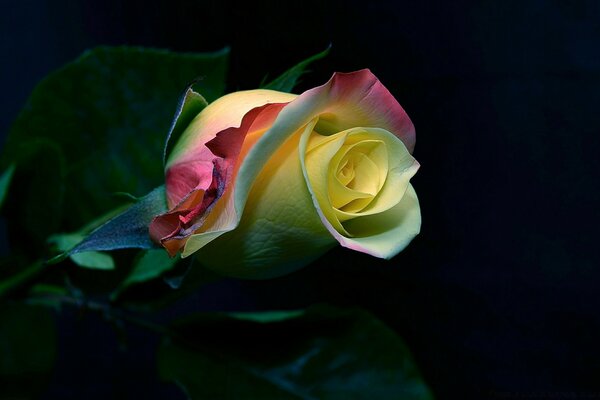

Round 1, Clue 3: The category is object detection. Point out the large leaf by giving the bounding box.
[1,46,229,247]
[1,139,66,247]
[262,46,331,92]
[0,302,57,398]
[158,305,434,400]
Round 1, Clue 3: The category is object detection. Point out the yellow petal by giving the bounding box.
[341,184,421,258]
[303,123,351,236]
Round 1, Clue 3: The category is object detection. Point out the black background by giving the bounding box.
[1,0,599,399]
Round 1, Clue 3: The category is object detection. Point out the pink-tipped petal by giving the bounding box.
[290,69,415,152]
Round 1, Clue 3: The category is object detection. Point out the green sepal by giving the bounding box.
[48,186,168,264]
[163,85,208,167]
[262,45,331,92]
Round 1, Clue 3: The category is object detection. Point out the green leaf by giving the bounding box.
[1,46,229,252]
[0,164,15,210]
[70,252,114,270]
[262,45,331,92]
[0,302,57,398]
[158,305,434,400]
[115,249,179,294]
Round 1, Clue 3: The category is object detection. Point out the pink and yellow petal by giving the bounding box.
[293,69,415,152]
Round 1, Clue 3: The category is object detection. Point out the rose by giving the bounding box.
[149,69,420,278]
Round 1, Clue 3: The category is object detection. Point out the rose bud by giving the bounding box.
[150,70,420,278]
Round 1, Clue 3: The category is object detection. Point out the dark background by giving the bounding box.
[1,0,599,399]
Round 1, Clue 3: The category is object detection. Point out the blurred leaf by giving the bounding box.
[26,284,68,310]
[28,283,67,297]
[0,302,56,398]
[48,233,115,270]
[1,46,229,254]
[70,252,114,271]
[158,305,434,400]
[114,249,178,295]
[229,309,306,323]
[0,164,15,210]
[262,46,331,92]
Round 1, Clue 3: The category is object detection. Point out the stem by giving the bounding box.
[0,260,45,297]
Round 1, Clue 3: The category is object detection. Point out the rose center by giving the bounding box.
[329,139,388,214]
